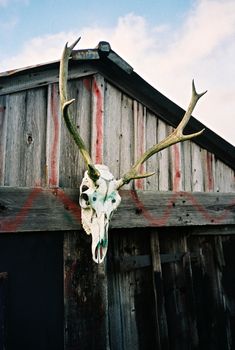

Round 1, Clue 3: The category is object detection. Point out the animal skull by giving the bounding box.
[60,38,206,264]
[79,164,121,263]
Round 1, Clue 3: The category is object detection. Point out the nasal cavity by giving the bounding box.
[81,193,89,202]
[82,185,89,192]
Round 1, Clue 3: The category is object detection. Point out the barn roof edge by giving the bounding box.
[0,41,234,170]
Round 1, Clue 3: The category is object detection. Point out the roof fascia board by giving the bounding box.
[0,63,97,95]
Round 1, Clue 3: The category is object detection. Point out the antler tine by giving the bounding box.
[59,37,100,182]
[116,80,207,189]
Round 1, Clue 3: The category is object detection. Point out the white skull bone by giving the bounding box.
[79,164,121,263]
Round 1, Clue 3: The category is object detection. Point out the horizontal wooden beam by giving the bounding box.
[0,187,234,233]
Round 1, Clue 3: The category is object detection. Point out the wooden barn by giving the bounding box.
[0,41,234,350]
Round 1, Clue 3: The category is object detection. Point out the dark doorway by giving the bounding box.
[0,232,63,350]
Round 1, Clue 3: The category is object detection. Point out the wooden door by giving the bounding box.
[0,232,63,350]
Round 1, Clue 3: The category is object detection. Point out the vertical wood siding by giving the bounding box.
[0,74,234,191]
[1,72,234,350]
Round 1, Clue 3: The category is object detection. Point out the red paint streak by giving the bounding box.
[1,187,233,233]
[0,106,5,113]
[49,84,60,187]
[136,109,145,190]
[83,78,92,92]
[93,79,103,164]
[0,188,42,232]
[128,190,234,226]
[173,144,181,191]
[206,153,214,191]
[182,192,232,223]
[52,188,81,222]
[130,190,173,226]
[0,187,81,233]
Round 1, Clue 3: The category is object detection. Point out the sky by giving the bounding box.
[0,0,234,146]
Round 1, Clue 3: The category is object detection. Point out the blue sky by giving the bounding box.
[0,0,193,56]
[0,0,234,146]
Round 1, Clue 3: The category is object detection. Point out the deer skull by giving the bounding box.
[79,164,121,263]
[59,38,206,263]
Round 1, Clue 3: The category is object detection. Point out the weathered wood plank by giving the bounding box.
[4,91,26,186]
[191,143,204,192]
[187,235,231,349]
[204,151,215,192]
[119,94,134,190]
[170,142,183,192]
[4,89,47,187]
[59,78,91,187]
[0,187,234,233]
[46,83,61,188]
[91,74,105,164]
[145,112,158,190]
[103,81,122,177]
[64,231,109,350]
[159,231,193,349]
[107,229,158,350]
[133,102,146,190]
[158,120,170,190]
[215,158,235,193]
[0,65,97,95]
[181,140,192,191]
[0,96,7,186]
[150,230,169,349]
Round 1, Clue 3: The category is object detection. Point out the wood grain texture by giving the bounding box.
[158,120,170,191]
[107,229,158,350]
[64,231,109,350]
[59,78,92,187]
[0,96,7,185]
[133,101,146,190]
[3,88,47,187]
[1,76,234,195]
[181,140,192,191]
[103,81,122,177]
[0,65,97,96]
[119,94,134,190]
[145,112,158,190]
[0,187,234,233]
[91,74,105,164]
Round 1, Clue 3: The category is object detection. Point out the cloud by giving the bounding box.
[0,0,8,6]
[0,0,234,145]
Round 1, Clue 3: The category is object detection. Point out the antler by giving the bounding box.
[116,80,207,189]
[59,37,100,182]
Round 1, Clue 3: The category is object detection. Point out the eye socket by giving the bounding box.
[81,193,89,202]
[112,198,116,203]
[82,185,89,192]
